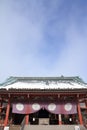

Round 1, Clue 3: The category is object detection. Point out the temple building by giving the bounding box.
[0,76,87,130]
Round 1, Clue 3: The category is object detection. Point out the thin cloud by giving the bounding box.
[0,0,87,82]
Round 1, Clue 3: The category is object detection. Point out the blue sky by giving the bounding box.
[0,0,87,82]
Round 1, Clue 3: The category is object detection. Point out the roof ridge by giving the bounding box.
[0,76,86,87]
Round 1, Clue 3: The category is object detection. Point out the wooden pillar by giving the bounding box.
[25,114,29,125]
[85,100,87,112]
[77,102,83,125]
[72,114,75,123]
[0,103,1,113]
[59,114,62,125]
[0,98,2,113]
[4,99,10,127]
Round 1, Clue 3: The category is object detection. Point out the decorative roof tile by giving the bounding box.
[0,76,87,90]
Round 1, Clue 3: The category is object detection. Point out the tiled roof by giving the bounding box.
[0,76,87,90]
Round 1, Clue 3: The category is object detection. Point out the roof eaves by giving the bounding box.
[0,76,18,86]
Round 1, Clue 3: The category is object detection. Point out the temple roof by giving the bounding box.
[0,76,87,90]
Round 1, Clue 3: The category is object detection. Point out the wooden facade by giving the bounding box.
[0,76,87,129]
